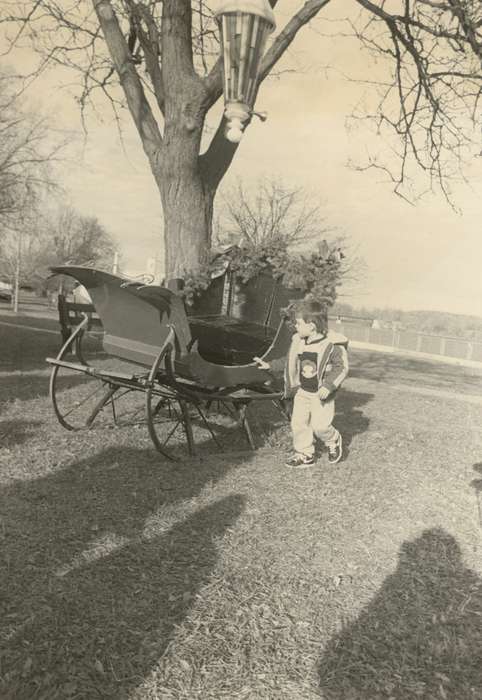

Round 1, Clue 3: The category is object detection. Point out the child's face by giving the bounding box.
[295,317,316,338]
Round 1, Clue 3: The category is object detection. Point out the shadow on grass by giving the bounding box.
[350,349,482,395]
[0,372,98,406]
[256,387,373,454]
[0,323,61,372]
[0,419,42,448]
[0,374,51,405]
[334,388,372,455]
[318,528,482,699]
[0,317,103,373]
[471,463,482,527]
[0,446,249,698]
[0,368,289,457]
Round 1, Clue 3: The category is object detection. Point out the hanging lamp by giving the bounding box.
[215,0,276,142]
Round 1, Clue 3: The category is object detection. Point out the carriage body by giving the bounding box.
[47,266,297,458]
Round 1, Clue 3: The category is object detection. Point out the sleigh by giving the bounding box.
[46,266,300,459]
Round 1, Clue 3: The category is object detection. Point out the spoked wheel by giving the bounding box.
[146,386,224,461]
[146,339,222,460]
[50,365,120,431]
[146,387,189,461]
[49,322,145,431]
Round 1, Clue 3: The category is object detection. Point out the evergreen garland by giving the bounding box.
[180,239,344,308]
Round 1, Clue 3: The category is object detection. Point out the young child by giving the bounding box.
[256,300,348,468]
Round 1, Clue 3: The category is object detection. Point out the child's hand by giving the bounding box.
[253,356,271,370]
[318,386,331,400]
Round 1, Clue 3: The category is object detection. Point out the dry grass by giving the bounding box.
[1,314,482,699]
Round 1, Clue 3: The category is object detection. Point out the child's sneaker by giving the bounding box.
[327,434,343,464]
[285,454,315,468]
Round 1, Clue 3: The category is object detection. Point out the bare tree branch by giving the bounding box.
[333,0,482,203]
[216,176,334,249]
[259,0,333,82]
[0,73,64,230]
[127,1,165,114]
[92,0,163,161]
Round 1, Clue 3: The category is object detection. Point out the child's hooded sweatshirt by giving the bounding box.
[284,330,349,398]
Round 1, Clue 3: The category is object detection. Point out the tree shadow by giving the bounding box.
[350,349,482,395]
[318,528,482,699]
[0,419,42,448]
[0,446,249,698]
[0,374,51,406]
[0,321,61,373]
[0,317,103,373]
[0,372,96,407]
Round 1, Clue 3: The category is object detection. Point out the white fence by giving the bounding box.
[329,322,482,364]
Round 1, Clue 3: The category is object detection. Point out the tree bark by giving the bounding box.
[156,139,215,276]
[147,112,218,276]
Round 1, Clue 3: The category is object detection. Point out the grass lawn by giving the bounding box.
[1,315,482,699]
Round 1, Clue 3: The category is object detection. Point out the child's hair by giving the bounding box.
[292,299,328,333]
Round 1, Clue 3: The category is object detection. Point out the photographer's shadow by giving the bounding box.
[318,528,482,699]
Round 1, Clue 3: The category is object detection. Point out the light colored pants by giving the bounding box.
[291,388,339,457]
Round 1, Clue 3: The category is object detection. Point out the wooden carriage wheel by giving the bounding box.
[49,319,144,432]
[145,336,223,460]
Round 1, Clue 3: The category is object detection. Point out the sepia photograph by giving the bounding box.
[0,1,481,698]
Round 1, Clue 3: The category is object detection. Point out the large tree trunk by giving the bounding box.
[152,63,221,278]
[156,152,215,277]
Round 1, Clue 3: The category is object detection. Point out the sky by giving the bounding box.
[4,1,482,317]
